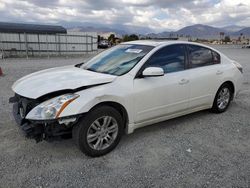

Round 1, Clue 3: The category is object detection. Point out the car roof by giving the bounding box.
[122,40,210,48]
[122,40,221,54]
[122,40,167,47]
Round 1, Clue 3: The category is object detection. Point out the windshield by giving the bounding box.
[82,44,154,76]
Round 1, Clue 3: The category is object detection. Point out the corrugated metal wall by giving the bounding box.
[0,31,98,57]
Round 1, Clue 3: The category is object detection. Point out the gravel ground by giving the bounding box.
[0,46,249,188]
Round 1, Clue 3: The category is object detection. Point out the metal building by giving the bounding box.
[0,22,98,58]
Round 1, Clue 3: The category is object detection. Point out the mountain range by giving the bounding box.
[65,22,250,39]
[147,24,250,39]
[62,21,154,37]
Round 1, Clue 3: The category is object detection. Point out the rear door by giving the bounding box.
[186,44,223,109]
[133,44,190,123]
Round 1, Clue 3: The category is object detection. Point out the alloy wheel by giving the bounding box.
[87,116,118,150]
[217,87,230,110]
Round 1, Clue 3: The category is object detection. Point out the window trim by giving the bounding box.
[187,44,221,69]
[135,44,189,78]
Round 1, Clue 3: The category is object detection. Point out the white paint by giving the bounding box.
[12,41,243,134]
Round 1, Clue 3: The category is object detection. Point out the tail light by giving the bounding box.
[232,61,243,73]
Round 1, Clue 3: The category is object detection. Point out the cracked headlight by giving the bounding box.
[26,93,79,120]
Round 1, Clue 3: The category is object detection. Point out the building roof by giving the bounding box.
[0,22,67,34]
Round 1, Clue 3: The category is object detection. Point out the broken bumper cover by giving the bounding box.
[13,102,45,141]
[12,102,74,142]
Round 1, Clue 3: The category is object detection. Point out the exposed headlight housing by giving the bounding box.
[26,94,79,120]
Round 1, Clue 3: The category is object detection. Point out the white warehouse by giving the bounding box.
[0,22,98,58]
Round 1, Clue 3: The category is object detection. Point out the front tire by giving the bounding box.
[211,83,233,113]
[73,106,123,157]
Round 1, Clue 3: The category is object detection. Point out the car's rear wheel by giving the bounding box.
[73,106,123,157]
[211,83,233,113]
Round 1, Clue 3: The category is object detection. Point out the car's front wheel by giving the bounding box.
[73,106,123,157]
[211,83,233,113]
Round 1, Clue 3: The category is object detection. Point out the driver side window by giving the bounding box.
[146,44,186,73]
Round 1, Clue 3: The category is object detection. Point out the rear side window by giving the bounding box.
[212,51,221,64]
[188,45,213,68]
[188,45,221,68]
[146,44,185,73]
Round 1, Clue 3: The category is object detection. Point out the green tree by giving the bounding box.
[224,36,231,43]
[129,34,139,40]
[108,34,115,44]
[122,35,129,42]
[122,34,139,42]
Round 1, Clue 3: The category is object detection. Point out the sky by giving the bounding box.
[0,0,250,32]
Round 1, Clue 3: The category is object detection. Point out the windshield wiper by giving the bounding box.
[86,68,96,72]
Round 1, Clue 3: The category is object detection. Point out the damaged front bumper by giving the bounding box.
[10,94,80,142]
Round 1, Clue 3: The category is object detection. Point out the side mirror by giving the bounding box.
[75,62,85,68]
[142,67,164,77]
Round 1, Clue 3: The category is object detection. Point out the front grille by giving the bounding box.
[19,97,35,117]
[11,94,40,124]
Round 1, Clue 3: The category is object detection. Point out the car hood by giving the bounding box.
[12,65,117,99]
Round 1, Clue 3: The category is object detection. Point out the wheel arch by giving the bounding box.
[219,80,235,99]
[90,101,129,132]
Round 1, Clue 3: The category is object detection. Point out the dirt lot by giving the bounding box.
[0,46,249,188]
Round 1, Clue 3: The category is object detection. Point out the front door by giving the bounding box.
[133,44,190,123]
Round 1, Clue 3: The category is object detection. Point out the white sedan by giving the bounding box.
[10,41,243,157]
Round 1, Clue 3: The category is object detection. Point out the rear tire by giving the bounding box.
[211,83,233,113]
[73,106,123,157]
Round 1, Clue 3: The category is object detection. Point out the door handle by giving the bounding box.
[216,70,223,75]
[179,78,189,85]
